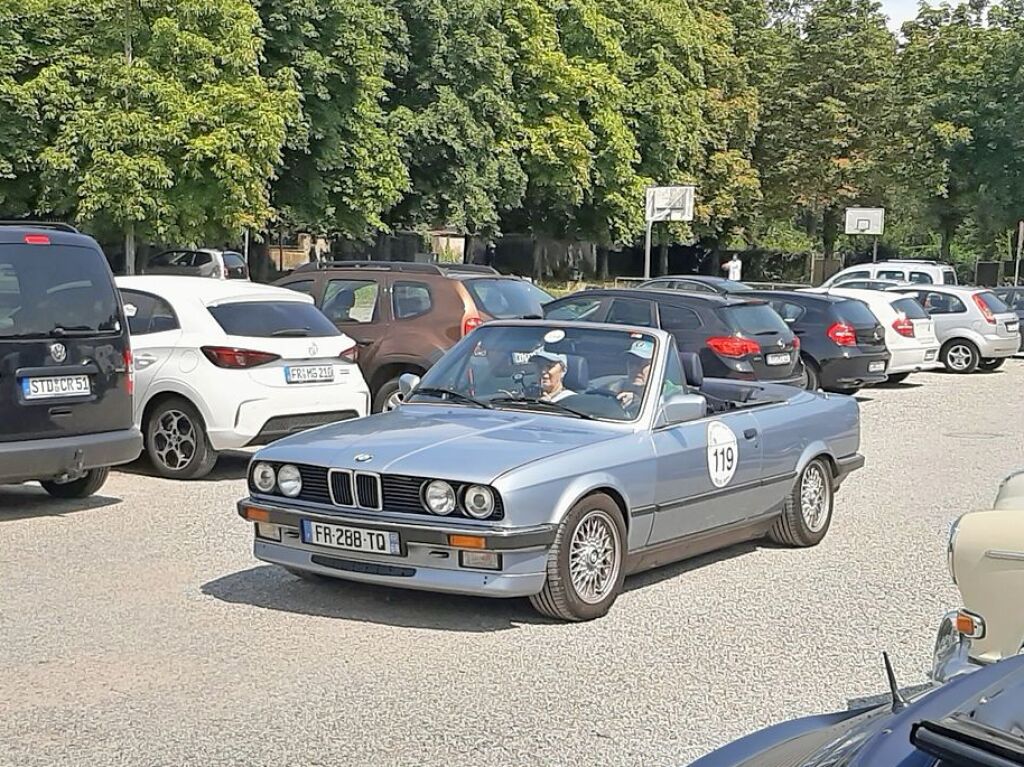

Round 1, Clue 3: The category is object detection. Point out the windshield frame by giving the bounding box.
[405,321,666,426]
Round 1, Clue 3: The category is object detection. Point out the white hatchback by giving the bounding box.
[817,287,941,382]
[116,276,370,479]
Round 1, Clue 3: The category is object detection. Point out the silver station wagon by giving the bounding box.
[239,321,865,621]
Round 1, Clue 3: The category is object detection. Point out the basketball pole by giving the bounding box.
[1015,220,1022,285]
[872,235,878,263]
[644,219,654,280]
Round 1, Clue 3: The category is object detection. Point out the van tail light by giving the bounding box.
[827,321,857,346]
[462,315,484,336]
[972,294,996,324]
[201,346,280,368]
[706,335,761,358]
[24,234,50,245]
[892,315,915,338]
[123,348,135,396]
[339,342,358,364]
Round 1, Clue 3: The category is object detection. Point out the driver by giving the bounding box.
[532,349,575,402]
[615,340,654,408]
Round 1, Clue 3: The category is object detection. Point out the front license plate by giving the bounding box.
[766,352,791,366]
[21,375,91,400]
[869,361,886,373]
[301,519,400,555]
[925,349,937,361]
[285,365,335,384]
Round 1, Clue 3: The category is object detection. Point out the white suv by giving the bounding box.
[117,276,370,479]
[822,260,957,289]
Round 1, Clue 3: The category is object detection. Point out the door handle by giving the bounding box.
[743,428,758,440]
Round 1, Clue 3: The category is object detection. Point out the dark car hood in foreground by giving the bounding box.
[254,404,623,484]
[689,654,1024,767]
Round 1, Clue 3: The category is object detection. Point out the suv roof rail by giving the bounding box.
[0,220,80,233]
[292,260,500,276]
[880,258,941,265]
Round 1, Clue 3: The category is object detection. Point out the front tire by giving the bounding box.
[373,376,405,413]
[41,467,110,498]
[941,339,979,374]
[145,397,218,479]
[769,457,834,547]
[979,358,1006,371]
[530,494,626,622]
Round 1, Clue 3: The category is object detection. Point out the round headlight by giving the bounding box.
[464,485,495,519]
[424,480,456,515]
[252,462,276,493]
[277,464,302,497]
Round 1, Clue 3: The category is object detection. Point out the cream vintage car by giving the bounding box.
[931,469,1024,683]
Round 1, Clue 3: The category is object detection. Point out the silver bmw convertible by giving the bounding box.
[238,320,864,621]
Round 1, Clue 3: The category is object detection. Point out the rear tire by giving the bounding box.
[941,339,979,374]
[41,467,110,499]
[529,493,626,622]
[373,377,405,413]
[800,357,821,390]
[769,458,834,547]
[979,358,1006,371]
[145,397,218,479]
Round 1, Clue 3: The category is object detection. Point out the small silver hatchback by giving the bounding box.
[887,285,1020,373]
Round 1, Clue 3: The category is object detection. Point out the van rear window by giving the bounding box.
[0,244,119,338]
[208,301,339,338]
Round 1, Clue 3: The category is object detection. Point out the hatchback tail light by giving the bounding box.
[123,348,135,396]
[792,336,800,350]
[827,321,857,347]
[972,294,996,324]
[462,315,484,336]
[892,315,915,338]
[706,335,761,358]
[201,346,280,368]
[339,342,358,364]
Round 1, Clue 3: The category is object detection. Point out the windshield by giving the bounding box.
[410,325,659,421]
[0,244,120,337]
[464,278,553,318]
[718,303,789,335]
[207,301,340,337]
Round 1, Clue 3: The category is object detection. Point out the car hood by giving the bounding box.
[691,655,1024,767]
[254,404,624,484]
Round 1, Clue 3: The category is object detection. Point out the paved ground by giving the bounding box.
[2,359,1023,767]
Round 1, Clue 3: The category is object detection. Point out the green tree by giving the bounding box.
[258,0,406,240]
[762,0,896,258]
[23,0,297,270]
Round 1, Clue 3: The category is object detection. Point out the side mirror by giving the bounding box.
[660,393,707,426]
[398,373,421,398]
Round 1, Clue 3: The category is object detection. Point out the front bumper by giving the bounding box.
[819,351,890,390]
[0,427,143,484]
[238,498,554,598]
[931,611,982,684]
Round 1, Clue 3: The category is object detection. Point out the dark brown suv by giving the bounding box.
[276,261,553,411]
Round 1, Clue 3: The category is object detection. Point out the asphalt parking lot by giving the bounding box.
[2,360,1023,767]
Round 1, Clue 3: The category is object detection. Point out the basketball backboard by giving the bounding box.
[646,186,695,223]
[845,207,885,236]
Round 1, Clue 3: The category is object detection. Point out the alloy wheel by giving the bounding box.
[152,409,197,471]
[800,463,831,533]
[383,390,404,411]
[568,510,621,604]
[946,344,973,371]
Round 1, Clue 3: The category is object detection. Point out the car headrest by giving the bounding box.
[679,351,703,388]
[564,355,589,391]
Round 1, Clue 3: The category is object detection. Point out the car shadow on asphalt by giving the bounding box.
[116,450,251,482]
[201,565,548,632]
[871,381,924,390]
[0,486,120,522]
[623,541,761,593]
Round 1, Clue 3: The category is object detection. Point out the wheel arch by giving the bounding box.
[794,442,839,485]
[369,360,430,393]
[140,388,210,440]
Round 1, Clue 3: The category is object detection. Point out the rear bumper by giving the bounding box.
[0,427,142,484]
[834,453,865,487]
[819,351,890,390]
[240,498,554,598]
[976,335,1021,358]
[887,345,942,374]
[207,391,369,450]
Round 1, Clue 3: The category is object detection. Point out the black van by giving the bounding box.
[0,223,142,497]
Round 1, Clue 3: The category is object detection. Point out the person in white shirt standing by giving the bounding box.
[722,254,743,281]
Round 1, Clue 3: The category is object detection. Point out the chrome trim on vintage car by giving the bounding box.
[986,549,1024,562]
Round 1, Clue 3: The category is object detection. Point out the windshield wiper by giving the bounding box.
[490,395,596,420]
[271,327,311,337]
[410,387,492,409]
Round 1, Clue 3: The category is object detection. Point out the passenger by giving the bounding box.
[616,340,654,408]
[531,349,575,402]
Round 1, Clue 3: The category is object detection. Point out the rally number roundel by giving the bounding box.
[707,421,739,488]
